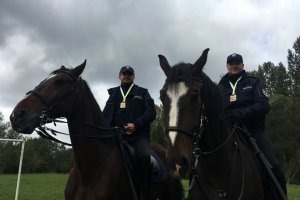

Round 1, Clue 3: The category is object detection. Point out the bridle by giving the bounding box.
[26,70,122,145]
[26,70,79,119]
[163,77,245,199]
[22,70,80,145]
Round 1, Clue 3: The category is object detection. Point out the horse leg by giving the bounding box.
[65,165,79,200]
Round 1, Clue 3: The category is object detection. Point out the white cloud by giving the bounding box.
[1,0,300,122]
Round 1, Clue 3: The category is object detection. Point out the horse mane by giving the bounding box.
[77,79,109,127]
[199,72,228,131]
[165,63,194,88]
[51,66,68,74]
[50,67,108,127]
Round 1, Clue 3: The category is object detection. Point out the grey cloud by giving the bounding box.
[1,0,300,121]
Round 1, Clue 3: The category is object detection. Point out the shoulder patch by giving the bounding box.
[242,85,253,90]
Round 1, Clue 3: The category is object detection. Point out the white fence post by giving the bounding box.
[0,138,26,200]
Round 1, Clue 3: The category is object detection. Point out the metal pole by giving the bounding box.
[15,138,26,200]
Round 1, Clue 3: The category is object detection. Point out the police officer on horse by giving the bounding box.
[218,53,287,197]
[103,66,156,200]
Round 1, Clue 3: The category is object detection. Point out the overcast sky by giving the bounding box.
[1,0,299,125]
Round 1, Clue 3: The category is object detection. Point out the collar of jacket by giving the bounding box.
[219,70,247,84]
[108,84,138,96]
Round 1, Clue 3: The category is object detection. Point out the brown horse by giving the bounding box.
[10,61,183,200]
[158,49,273,199]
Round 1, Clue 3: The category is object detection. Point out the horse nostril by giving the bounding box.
[180,157,189,168]
[176,157,189,170]
[14,109,27,120]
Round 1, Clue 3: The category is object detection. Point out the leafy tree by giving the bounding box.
[0,113,24,173]
[22,138,73,173]
[287,36,300,97]
[266,95,300,183]
[151,104,166,147]
[0,112,9,138]
[249,62,289,96]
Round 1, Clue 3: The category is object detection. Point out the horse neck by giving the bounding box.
[67,84,122,183]
[199,82,235,172]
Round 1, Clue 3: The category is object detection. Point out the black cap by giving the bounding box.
[119,66,134,74]
[227,53,243,64]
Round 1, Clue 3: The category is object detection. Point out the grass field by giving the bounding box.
[0,173,67,200]
[0,173,299,200]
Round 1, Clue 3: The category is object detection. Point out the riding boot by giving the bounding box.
[141,159,152,200]
[130,139,152,200]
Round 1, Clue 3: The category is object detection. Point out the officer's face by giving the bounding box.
[226,62,244,75]
[119,71,135,84]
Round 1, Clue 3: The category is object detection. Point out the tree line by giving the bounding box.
[0,116,73,173]
[247,36,300,183]
[1,36,299,184]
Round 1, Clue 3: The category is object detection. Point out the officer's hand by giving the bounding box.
[123,123,136,134]
[226,110,246,123]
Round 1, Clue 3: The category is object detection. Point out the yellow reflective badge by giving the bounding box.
[230,95,237,102]
[120,102,126,108]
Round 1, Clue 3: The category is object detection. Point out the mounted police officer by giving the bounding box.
[103,66,156,200]
[218,53,287,197]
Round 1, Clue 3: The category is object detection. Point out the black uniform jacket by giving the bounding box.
[218,70,270,130]
[103,84,156,141]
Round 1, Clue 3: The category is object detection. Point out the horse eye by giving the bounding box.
[190,90,200,100]
[192,89,200,94]
[54,79,66,85]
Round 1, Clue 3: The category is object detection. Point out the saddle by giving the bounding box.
[119,140,168,183]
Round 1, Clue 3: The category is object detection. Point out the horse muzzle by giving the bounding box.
[175,156,191,178]
[10,109,40,134]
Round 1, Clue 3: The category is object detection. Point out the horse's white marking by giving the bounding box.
[167,82,189,146]
[46,74,58,80]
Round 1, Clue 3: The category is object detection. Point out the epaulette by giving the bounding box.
[247,75,259,80]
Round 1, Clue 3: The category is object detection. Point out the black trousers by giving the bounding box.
[129,139,152,200]
[250,129,287,195]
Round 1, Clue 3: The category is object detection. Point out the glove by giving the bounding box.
[226,110,246,124]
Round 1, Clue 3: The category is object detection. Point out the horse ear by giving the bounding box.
[193,48,209,73]
[72,59,86,77]
[158,55,171,76]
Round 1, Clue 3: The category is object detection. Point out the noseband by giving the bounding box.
[22,70,80,145]
[165,127,197,138]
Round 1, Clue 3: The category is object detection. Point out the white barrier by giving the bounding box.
[0,138,26,200]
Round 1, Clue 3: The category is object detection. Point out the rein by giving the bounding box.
[35,118,123,146]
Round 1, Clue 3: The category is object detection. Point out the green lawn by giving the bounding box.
[0,173,299,200]
[0,173,68,200]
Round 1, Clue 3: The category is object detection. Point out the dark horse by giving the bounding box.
[10,61,183,200]
[158,49,273,199]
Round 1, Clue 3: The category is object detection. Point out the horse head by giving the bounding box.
[158,49,209,177]
[10,60,86,134]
